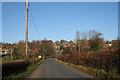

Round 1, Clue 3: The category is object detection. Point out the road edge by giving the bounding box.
[56,59,97,78]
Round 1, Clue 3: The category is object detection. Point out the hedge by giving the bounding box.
[2,58,42,78]
[57,48,119,73]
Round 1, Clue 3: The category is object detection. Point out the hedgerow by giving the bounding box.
[2,58,42,78]
[57,48,119,73]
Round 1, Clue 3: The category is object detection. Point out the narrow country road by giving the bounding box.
[25,58,94,78]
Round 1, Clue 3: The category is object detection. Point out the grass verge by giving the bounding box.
[2,59,24,62]
[56,59,120,79]
[2,58,37,62]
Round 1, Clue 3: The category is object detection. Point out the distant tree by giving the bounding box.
[60,45,64,50]
[55,41,60,45]
[41,39,55,57]
[69,40,74,45]
[80,39,88,52]
[111,40,118,48]
[60,39,67,44]
[62,46,71,55]
[29,40,36,50]
[105,41,111,44]
[48,40,53,43]
[98,38,104,50]
[118,37,120,74]
[75,31,80,52]
[80,31,88,52]
[12,47,18,59]
[76,39,80,52]
[68,40,75,49]
[88,30,104,51]
[13,40,25,59]
[81,32,88,40]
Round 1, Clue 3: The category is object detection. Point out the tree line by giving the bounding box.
[75,30,104,52]
[2,39,56,59]
[60,30,118,55]
[57,30,120,76]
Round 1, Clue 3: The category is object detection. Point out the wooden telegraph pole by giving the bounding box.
[26,0,28,60]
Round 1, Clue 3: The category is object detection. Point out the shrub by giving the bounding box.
[57,48,119,73]
[2,58,42,78]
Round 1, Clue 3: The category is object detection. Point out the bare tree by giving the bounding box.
[76,31,80,40]
[75,31,80,52]
[88,30,104,51]
[81,31,88,40]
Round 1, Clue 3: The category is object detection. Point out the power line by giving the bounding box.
[28,4,41,40]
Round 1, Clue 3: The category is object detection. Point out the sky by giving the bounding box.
[2,2,118,43]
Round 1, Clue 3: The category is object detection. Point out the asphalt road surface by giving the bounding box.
[26,58,94,78]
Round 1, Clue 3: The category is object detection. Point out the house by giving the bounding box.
[2,49,8,54]
[104,44,112,49]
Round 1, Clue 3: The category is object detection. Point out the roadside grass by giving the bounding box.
[3,58,49,80]
[2,59,24,62]
[2,58,39,62]
[56,59,120,79]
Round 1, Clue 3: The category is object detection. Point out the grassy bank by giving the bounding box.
[2,58,37,62]
[2,58,48,80]
[2,59,24,62]
[56,59,120,79]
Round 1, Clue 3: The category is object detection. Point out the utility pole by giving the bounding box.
[26,0,28,60]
